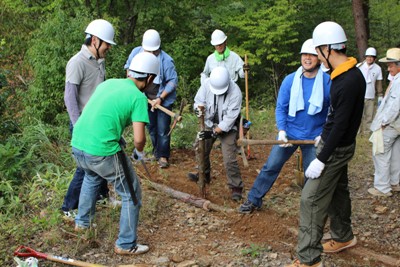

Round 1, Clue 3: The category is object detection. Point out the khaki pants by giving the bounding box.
[194,129,243,189]
[360,98,375,133]
[297,140,355,265]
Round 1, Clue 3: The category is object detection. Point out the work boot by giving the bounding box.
[231,187,243,201]
[285,259,323,267]
[187,172,210,183]
[322,236,357,253]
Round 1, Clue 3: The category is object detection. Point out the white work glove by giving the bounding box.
[314,136,321,147]
[305,159,325,179]
[377,96,383,107]
[278,130,292,147]
[131,148,145,161]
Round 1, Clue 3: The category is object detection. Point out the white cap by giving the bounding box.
[142,29,161,51]
[211,29,227,46]
[209,67,230,95]
[85,19,116,45]
[313,21,347,49]
[300,39,318,55]
[128,52,159,78]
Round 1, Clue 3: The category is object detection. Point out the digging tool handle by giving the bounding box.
[148,99,182,121]
[237,139,315,146]
[14,245,106,267]
[117,149,139,205]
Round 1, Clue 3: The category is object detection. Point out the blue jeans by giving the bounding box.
[72,147,142,249]
[62,121,108,212]
[147,104,172,159]
[247,143,316,207]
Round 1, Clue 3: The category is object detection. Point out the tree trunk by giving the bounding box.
[352,0,369,61]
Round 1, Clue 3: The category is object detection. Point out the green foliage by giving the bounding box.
[241,243,271,258]
[171,111,199,149]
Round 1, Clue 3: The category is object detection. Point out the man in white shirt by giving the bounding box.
[357,47,383,134]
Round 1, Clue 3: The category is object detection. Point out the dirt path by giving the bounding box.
[31,140,400,267]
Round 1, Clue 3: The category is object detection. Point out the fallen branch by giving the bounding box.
[145,180,235,213]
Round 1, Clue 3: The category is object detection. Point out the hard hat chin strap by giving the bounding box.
[93,37,103,59]
[318,46,333,73]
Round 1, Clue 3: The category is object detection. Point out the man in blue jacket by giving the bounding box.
[124,29,178,168]
[239,39,331,214]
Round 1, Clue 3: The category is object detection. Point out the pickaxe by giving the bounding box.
[14,245,151,267]
[147,99,184,135]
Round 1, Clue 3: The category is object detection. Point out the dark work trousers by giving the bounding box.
[61,121,109,212]
[194,129,243,189]
[297,140,355,265]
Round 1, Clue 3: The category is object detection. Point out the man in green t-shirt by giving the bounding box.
[71,52,159,255]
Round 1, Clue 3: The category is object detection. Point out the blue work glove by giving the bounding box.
[305,159,325,179]
[131,148,145,161]
[278,130,292,147]
[197,130,217,140]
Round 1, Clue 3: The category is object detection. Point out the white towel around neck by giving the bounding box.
[288,67,324,117]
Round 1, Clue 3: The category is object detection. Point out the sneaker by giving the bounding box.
[114,244,149,255]
[367,187,393,197]
[74,223,97,232]
[187,172,211,183]
[322,236,357,253]
[231,187,243,202]
[391,184,400,192]
[238,199,260,214]
[62,210,77,222]
[285,259,323,267]
[158,157,169,168]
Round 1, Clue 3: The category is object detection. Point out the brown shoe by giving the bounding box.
[158,157,169,168]
[285,259,322,267]
[322,236,357,253]
[114,244,149,255]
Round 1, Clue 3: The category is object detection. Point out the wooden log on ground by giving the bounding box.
[146,180,235,213]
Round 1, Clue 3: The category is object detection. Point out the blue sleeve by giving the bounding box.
[160,53,178,94]
[124,47,142,70]
[275,73,295,131]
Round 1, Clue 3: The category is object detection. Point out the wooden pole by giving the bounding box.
[197,106,206,198]
[244,54,251,158]
[237,139,315,146]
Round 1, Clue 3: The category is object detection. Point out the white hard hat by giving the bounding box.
[128,52,159,78]
[312,21,347,49]
[209,67,230,95]
[365,47,377,57]
[142,29,161,51]
[300,39,318,55]
[211,29,227,46]
[85,19,116,45]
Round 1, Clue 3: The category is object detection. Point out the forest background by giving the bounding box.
[1,0,400,265]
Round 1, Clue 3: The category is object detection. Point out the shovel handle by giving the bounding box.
[148,99,182,121]
[238,139,315,146]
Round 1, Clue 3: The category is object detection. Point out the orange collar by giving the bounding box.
[331,57,357,80]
